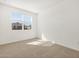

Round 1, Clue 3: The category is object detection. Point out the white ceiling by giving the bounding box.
[0,0,63,13]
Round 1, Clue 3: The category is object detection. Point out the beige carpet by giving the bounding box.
[0,38,79,58]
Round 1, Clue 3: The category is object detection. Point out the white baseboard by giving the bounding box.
[53,41,79,52]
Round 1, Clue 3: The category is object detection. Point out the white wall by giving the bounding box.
[38,0,79,51]
[0,3,38,45]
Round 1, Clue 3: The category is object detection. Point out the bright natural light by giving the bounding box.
[11,11,32,30]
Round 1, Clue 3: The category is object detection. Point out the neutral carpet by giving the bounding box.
[0,38,79,58]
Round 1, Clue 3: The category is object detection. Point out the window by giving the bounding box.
[11,12,32,30]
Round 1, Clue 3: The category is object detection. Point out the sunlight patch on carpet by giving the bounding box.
[26,40,55,46]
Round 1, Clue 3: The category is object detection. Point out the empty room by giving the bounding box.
[0,0,79,58]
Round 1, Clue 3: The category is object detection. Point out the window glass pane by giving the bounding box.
[24,15,32,30]
[11,12,23,30]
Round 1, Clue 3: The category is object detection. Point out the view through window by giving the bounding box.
[11,12,32,30]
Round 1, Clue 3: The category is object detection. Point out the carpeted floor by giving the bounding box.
[0,38,79,58]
